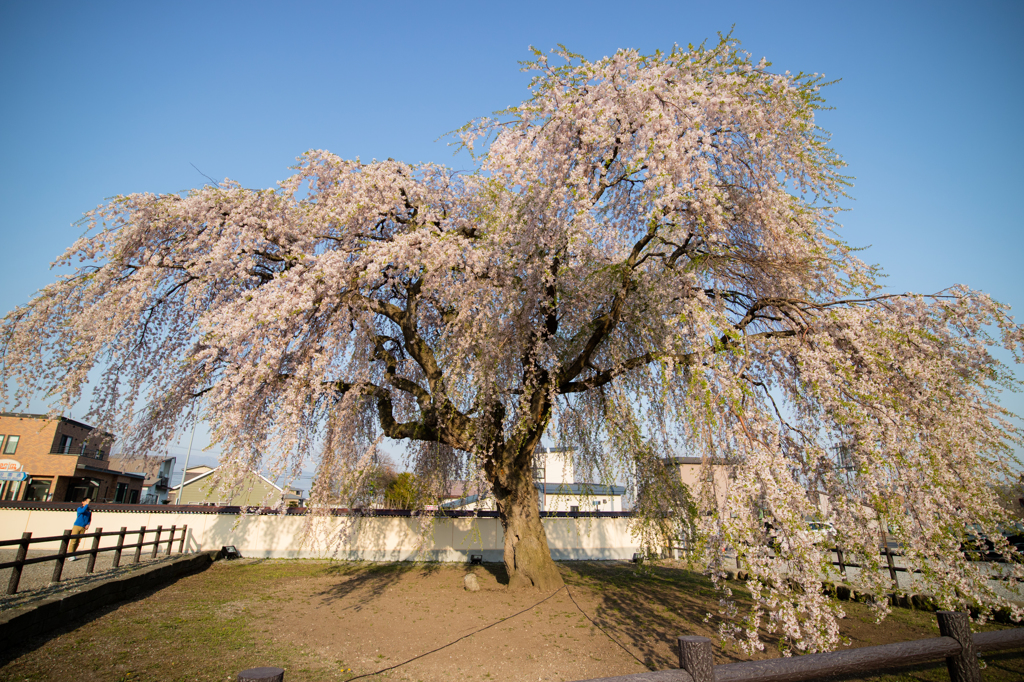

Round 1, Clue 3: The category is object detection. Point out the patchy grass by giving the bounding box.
[0,559,1020,682]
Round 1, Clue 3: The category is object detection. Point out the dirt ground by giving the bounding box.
[1,559,1022,682]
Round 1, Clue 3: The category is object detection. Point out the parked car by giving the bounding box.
[766,520,837,551]
[805,521,837,546]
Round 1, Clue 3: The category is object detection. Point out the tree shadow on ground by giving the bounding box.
[559,561,778,670]
[312,561,446,612]
[475,560,509,586]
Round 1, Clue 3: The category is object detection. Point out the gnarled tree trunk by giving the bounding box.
[488,421,564,591]
[493,460,563,591]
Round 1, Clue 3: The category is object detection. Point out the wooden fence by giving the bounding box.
[0,524,188,595]
[579,611,1022,682]
[726,545,913,586]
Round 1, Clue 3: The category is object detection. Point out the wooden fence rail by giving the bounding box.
[729,545,995,589]
[0,524,188,595]
[576,611,1022,682]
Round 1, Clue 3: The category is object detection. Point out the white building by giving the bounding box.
[443,447,625,512]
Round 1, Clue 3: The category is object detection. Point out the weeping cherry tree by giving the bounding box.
[3,38,1023,652]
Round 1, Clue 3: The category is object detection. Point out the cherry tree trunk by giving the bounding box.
[492,457,564,591]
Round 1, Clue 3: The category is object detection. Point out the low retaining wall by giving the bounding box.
[0,507,644,562]
[0,551,217,651]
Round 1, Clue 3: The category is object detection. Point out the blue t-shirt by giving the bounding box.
[74,504,91,528]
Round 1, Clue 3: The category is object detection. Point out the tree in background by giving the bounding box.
[2,37,1022,652]
[362,458,398,508]
[384,472,420,510]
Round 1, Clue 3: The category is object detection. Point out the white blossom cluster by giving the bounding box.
[2,39,1022,651]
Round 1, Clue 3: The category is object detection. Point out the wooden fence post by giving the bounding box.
[166,525,176,556]
[677,636,714,682]
[937,611,981,682]
[237,667,284,681]
[113,527,127,568]
[885,546,898,587]
[179,525,188,554]
[133,527,146,564]
[51,529,71,584]
[881,531,898,588]
[6,531,31,595]
[151,526,162,559]
[86,527,102,574]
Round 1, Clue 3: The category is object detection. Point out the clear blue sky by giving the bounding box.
[2,1,1022,484]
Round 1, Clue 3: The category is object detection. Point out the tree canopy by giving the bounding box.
[2,38,1022,652]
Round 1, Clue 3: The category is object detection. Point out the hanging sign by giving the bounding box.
[0,471,28,481]
[0,459,22,472]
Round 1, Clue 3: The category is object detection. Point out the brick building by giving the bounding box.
[0,413,144,503]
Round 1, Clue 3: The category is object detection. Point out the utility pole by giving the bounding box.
[175,420,198,505]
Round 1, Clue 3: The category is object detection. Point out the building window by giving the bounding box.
[3,435,19,455]
[570,505,579,513]
[26,480,51,501]
[1,481,22,501]
[129,489,139,504]
[115,482,129,503]
[58,435,73,454]
[65,479,99,503]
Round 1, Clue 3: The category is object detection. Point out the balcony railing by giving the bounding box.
[49,446,106,460]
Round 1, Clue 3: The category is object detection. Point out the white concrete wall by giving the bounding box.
[0,509,643,562]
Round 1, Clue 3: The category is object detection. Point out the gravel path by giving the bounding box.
[0,548,186,611]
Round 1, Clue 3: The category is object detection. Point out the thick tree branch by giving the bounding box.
[555,223,658,386]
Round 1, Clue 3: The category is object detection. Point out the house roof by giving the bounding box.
[108,455,175,486]
[172,465,283,493]
[0,412,114,437]
[538,482,626,496]
[444,480,488,499]
[441,494,484,509]
[662,457,730,466]
[77,463,146,479]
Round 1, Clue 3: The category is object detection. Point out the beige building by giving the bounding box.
[665,456,833,519]
[169,464,284,506]
[664,456,733,514]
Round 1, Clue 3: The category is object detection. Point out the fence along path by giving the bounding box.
[0,524,187,594]
[575,611,1021,682]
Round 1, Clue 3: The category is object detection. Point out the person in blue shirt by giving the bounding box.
[68,498,92,561]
